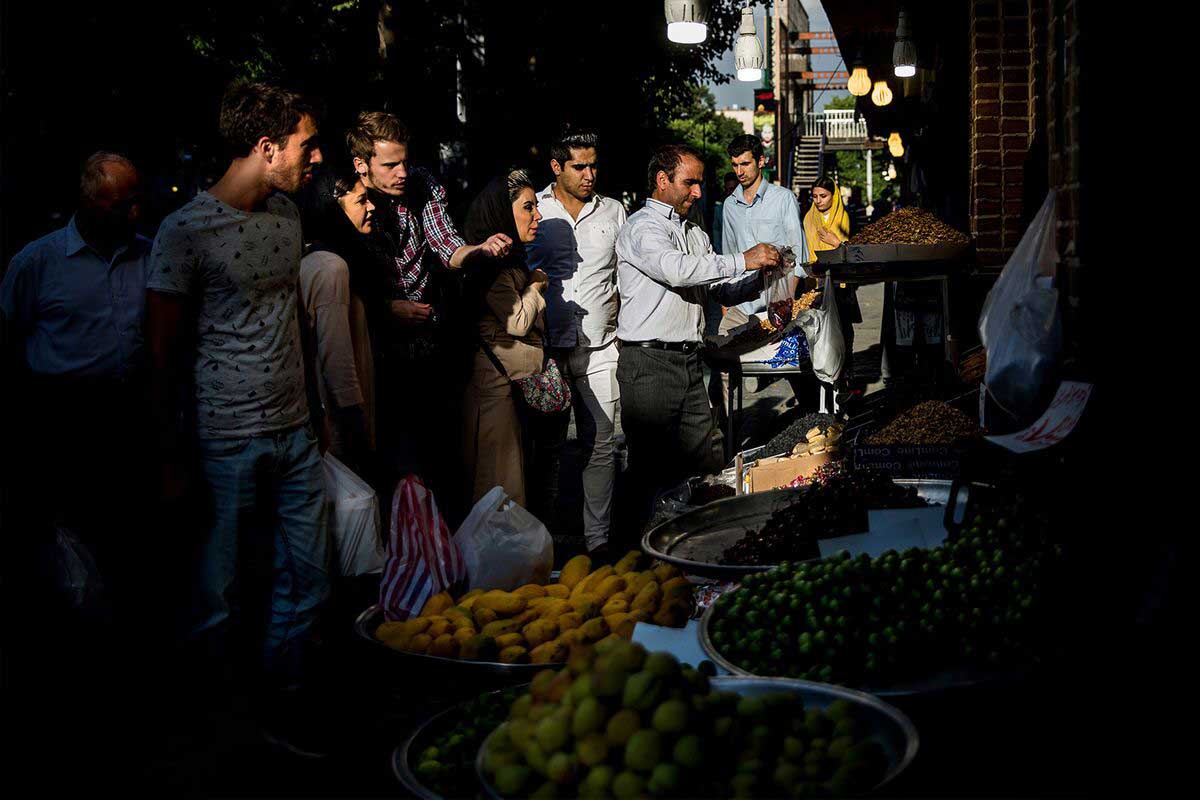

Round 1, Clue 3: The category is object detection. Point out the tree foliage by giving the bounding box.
[667,86,749,181]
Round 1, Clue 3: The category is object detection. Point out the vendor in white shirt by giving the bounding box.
[719,133,809,334]
[527,129,626,556]
[614,143,781,532]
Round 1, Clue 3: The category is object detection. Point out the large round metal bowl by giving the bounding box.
[475,675,918,798]
[393,685,525,800]
[355,605,561,684]
[641,479,980,580]
[698,589,1024,697]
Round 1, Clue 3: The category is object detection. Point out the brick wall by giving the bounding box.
[969,0,1036,265]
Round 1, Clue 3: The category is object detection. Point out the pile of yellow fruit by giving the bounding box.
[375,551,693,665]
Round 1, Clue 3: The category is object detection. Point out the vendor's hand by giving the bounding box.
[817,228,843,247]
[389,300,433,325]
[478,233,513,259]
[743,243,782,271]
[529,268,550,292]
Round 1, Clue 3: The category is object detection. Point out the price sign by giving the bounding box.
[985,381,1093,453]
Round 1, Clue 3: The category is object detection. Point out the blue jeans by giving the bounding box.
[193,425,330,685]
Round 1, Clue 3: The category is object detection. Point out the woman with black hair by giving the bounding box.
[298,171,377,471]
[461,169,549,510]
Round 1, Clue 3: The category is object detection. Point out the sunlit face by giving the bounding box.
[338,179,376,234]
[512,187,541,243]
[357,139,408,197]
[552,146,598,203]
[266,114,322,193]
[812,187,834,213]
[655,155,704,217]
[730,150,763,189]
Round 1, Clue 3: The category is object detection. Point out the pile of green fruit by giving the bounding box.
[412,686,522,798]
[480,640,890,798]
[708,491,1062,686]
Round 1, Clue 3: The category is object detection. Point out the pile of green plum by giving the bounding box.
[412,686,522,797]
[708,491,1062,687]
[481,640,891,798]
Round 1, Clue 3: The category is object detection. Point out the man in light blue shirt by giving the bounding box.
[2,154,150,379]
[720,134,808,327]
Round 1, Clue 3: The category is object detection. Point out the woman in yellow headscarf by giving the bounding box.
[803,176,862,392]
[803,175,850,263]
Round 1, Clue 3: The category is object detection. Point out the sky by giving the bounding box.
[708,0,849,112]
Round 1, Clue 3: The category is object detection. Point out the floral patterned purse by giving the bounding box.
[478,339,572,414]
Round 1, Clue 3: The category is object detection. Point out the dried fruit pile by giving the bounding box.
[849,207,969,246]
[480,641,890,798]
[866,400,979,446]
[719,469,927,566]
[374,552,693,664]
[764,413,841,456]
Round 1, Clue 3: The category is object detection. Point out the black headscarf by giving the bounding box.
[463,171,529,270]
[299,169,376,298]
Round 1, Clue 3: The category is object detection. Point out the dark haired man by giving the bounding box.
[720,133,807,331]
[527,130,625,555]
[145,82,330,756]
[614,144,781,532]
[346,111,508,495]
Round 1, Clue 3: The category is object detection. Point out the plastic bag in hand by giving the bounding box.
[379,475,467,621]
[978,192,1061,430]
[453,486,554,592]
[761,247,800,329]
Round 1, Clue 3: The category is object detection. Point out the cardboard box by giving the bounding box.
[742,451,833,493]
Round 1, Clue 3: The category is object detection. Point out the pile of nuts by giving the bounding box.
[849,207,969,246]
[866,400,979,446]
[761,290,821,333]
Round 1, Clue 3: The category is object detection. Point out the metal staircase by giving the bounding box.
[792,135,824,194]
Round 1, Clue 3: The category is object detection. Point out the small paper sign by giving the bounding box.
[985,381,1093,453]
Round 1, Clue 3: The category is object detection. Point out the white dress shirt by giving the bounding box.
[722,178,808,314]
[527,184,626,349]
[615,198,759,343]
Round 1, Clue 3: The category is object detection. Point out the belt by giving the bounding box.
[619,339,701,354]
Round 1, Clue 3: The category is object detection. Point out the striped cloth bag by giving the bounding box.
[379,475,467,621]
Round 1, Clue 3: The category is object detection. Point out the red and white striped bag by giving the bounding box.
[379,475,467,621]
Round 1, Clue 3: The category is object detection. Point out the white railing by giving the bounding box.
[804,110,868,140]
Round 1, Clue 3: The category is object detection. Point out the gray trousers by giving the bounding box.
[616,345,724,533]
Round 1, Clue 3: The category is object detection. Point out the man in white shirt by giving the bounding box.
[528,130,625,556]
[615,144,781,531]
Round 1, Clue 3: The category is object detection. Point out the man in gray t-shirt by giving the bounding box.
[146,82,330,755]
[148,191,308,437]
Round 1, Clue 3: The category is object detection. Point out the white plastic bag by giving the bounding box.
[796,272,846,384]
[453,486,554,591]
[323,452,385,577]
[978,192,1061,430]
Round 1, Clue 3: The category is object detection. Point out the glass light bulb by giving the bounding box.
[737,68,764,82]
[667,21,707,44]
[871,80,893,107]
[848,67,871,96]
[894,64,916,78]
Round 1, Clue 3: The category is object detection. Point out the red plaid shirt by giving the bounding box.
[379,167,466,304]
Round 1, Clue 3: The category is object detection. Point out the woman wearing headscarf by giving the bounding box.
[298,170,377,472]
[461,169,548,509]
[803,176,862,379]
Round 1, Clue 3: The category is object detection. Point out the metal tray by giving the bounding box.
[476,676,918,798]
[641,479,960,580]
[815,241,973,264]
[698,593,1027,697]
[355,605,560,683]
[393,685,524,800]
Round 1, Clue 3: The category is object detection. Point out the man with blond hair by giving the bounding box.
[346,111,508,495]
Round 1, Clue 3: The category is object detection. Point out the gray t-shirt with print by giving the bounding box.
[147,191,309,439]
